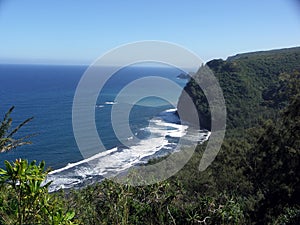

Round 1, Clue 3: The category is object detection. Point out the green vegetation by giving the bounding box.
[0,47,299,224]
[178,46,300,130]
[0,111,77,224]
[0,106,33,153]
[66,178,245,225]
[175,47,300,224]
[0,159,77,225]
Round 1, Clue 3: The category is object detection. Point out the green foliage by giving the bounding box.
[0,106,33,153]
[67,179,178,225]
[66,177,246,225]
[176,47,300,224]
[272,206,300,225]
[178,47,300,130]
[0,159,77,225]
[246,71,300,224]
[1,47,299,224]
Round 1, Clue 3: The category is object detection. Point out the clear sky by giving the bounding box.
[0,0,300,65]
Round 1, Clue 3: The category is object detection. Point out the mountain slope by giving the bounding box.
[177,46,300,130]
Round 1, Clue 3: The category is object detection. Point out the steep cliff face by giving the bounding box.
[177,69,211,130]
[177,47,300,130]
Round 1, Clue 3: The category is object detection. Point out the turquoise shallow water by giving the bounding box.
[0,63,204,191]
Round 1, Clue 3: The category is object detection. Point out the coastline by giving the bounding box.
[46,108,210,192]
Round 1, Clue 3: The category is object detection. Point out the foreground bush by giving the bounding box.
[0,159,77,225]
[66,178,245,225]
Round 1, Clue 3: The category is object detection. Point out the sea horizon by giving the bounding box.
[0,63,208,191]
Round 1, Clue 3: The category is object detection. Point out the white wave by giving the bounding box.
[47,177,83,192]
[95,105,104,108]
[149,121,188,138]
[46,108,204,192]
[105,101,117,105]
[164,108,177,113]
[49,147,118,175]
[182,130,211,143]
[158,109,181,124]
[47,135,169,192]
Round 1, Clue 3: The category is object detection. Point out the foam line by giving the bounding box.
[47,108,209,192]
[49,147,118,174]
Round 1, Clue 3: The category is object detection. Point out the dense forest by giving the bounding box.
[178,47,300,131]
[0,47,299,224]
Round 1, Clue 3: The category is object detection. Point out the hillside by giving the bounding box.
[177,46,300,131]
[0,47,299,225]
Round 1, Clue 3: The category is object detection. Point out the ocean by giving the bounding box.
[0,63,209,191]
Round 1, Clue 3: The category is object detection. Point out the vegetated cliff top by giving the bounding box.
[227,46,300,61]
[177,46,300,130]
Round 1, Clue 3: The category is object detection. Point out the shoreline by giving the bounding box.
[46,108,210,192]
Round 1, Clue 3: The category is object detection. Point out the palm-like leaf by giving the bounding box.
[0,106,33,153]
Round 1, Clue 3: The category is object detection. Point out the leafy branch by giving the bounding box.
[0,106,33,153]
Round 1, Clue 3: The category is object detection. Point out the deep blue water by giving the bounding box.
[0,64,84,169]
[0,63,202,190]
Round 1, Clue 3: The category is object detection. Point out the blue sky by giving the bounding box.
[0,0,300,65]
